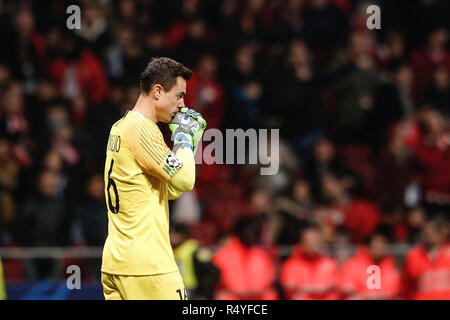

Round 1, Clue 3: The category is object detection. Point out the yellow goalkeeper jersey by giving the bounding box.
[101,110,184,275]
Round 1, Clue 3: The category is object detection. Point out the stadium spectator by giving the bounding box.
[378,32,408,73]
[12,170,69,280]
[228,76,265,131]
[273,178,314,245]
[15,148,67,214]
[278,39,325,153]
[171,223,220,300]
[271,0,305,44]
[49,32,108,105]
[414,107,450,214]
[246,188,278,247]
[0,83,32,167]
[369,63,415,151]
[376,204,410,244]
[174,17,216,68]
[223,43,263,130]
[105,24,147,87]
[184,54,224,130]
[337,232,402,299]
[46,105,79,167]
[374,120,415,209]
[406,206,427,245]
[302,0,350,58]
[212,217,278,300]
[313,205,342,248]
[0,138,18,242]
[402,217,450,299]
[280,226,338,300]
[217,0,266,57]
[13,169,68,247]
[411,28,450,101]
[423,65,450,116]
[114,0,138,27]
[320,172,380,244]
[71,174,107,247]
[303,137,354,200]
[75,1,111,57]
[8,7,45,92]
[328,31,380,144]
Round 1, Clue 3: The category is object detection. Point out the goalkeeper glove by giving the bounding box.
[169,107,207,154]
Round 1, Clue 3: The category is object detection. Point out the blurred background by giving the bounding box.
[0,0,449,300]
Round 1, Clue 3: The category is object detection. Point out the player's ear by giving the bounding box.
[152,84,163,100]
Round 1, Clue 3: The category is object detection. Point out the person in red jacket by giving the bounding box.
[212,217,278,300]
[402,217,450,300]
[50,33,108,105]
[184,54,224,130]
[280,226,338,300]
[337,232,401,299]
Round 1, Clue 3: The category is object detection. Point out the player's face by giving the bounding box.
[156,76,186,123]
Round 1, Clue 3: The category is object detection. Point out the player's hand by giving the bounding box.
[169,107,207,154]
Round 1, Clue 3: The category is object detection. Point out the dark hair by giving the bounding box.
[140,57,193,94]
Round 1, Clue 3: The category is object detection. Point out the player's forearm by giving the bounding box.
[168,148,196,195]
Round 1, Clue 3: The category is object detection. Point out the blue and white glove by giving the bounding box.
[169,107,207,154]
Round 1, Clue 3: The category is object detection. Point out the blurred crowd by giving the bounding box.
[0,0,449,299]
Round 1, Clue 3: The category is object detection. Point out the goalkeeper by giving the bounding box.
[101,57,206,300]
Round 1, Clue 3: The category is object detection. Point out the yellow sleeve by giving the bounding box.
[125,118,182,181]
[167,148,196,200]
[0,259,6,300]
